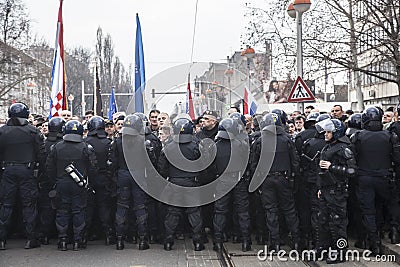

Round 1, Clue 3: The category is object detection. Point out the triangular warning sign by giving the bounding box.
[287,76,315,102]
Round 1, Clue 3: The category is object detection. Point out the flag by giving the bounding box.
[49,0,66,118]
[134,13,145,113]
[186,74,195,120]
[108,87,117,120]
[93,62,103,116]
[243,87,257,115]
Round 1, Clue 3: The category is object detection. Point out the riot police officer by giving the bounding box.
[345,113,362,137]
[250,113,300,253]
[159,118,205,251]
[315,118,356,263]
[46,120,97,251]
[109,114,151,250]
[351,107,400,255]
[212,118,251,252]
[0,102,46,250]
[85,116,114,245]
[135,112,163,244]
[294,112,324,249]
[38,117,65,245]
[248,114,268,245]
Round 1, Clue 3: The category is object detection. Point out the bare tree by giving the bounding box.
[244,0,400,106]
[0,0,30,48]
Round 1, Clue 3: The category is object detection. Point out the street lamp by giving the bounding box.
[225,68,234,107]
[287,0,311,112]
[68,94,74,114]
[241,45,255,112]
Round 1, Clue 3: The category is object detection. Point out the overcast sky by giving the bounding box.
[26,0,249,79]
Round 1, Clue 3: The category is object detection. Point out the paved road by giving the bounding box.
[1,238,399,267]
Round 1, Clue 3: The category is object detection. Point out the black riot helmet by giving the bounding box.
[315,113,331,123]
[229,112,246,126]
[216,118,239,139]
[304,112,320,129]
[134,112,149,127]
[271,109,287,125]
[8,102,30,119]
[173,118,194,135]
[48,117,66,134]
[306,112,320,122]
[87,116,105,132]
[121,114,145,136]
[63,120,84,136]
[260,113,282,129]
[347,113,362,130]
[361,107,382,128]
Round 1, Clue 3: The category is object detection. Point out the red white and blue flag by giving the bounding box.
[49,0,67,118]
[186,74,195,120]
[243,87,257,115]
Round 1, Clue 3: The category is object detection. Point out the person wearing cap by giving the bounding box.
[194,116,204,134]
[104,119,115,140]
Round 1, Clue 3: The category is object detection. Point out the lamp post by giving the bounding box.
[287,0,311,112]
[68,94,74,114]
[225,68,234,107]
[242,46,255,112]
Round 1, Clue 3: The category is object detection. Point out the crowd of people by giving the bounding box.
[1,102,400,264]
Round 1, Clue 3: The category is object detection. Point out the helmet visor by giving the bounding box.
[315,119,335,133]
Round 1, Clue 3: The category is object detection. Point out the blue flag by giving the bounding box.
[108,87,117,120]
[134,14,145,113]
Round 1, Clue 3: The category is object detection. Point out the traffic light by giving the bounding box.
[152,88,155,98]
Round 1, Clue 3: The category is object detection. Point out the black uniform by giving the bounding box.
[250,125,300,250]
[37,133,63,244]
[143,127,164,243]
[109,135,150,247]
[212,131,250,251]
[298,131,326,249]
[316,136,356,256]
[0,117,45,248]
[351,129,400,250]
[46,135,97,246]
[159,135,204,250]
[294,126,320,248]
[248,130,267,244]
[84,130,114,242]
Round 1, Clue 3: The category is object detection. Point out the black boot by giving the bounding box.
[194,242,205,251]
[149,234,158,244]
[116,236,124,250]
[390,226,400,244]
[58,238,68,251]
[25,238,40,249]
[242,240,252,252]
[354,239,367,249]
[213,242,223,252]
[164,241,173,251]
[268,244,280,255]
[0,240,5,250]
[138,236,150,250]
[41,236,50,245]
[73,241,80,251]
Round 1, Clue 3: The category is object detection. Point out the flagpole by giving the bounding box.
[93,60,97,115]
